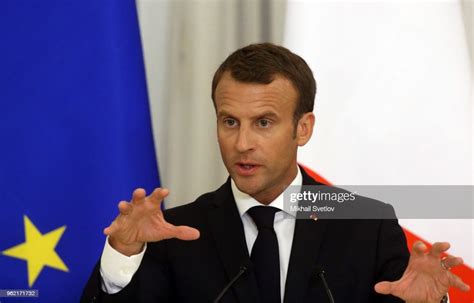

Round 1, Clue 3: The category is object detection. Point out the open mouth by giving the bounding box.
[235,163,260,176]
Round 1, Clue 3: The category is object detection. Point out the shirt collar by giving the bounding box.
[231,166,303,218]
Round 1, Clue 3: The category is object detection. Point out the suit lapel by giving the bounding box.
[207,179,260,303]
[284,168,328,303]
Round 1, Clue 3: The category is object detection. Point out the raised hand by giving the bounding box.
[375,241,470,303]
[104,188,200,256]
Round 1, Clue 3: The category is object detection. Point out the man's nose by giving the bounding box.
[235,125,255,153]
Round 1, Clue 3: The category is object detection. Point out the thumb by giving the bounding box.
[172,225,201,241]
[374,281,393,295]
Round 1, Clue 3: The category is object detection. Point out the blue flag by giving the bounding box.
[0,1,159,302]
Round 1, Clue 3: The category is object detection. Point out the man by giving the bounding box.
[81,43,469,303]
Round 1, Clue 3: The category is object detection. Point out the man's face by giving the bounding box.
[215,72,312,204]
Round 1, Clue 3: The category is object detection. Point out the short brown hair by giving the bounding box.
[211,43,316,124]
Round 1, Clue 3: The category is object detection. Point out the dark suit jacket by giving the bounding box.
[81,169,409,303]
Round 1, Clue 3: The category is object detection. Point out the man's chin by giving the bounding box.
[232,176,261,196]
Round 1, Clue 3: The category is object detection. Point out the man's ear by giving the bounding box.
[296,112,315,146]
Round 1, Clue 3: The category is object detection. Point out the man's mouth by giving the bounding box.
[235,163,260,176]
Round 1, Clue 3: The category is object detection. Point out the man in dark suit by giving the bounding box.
[81,43,469,303]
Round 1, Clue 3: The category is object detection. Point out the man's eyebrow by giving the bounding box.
[217,111,280,119]
[252,111,279,119]
[217,111,233,118]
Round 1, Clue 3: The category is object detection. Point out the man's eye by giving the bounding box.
[224,119,237,127]
[257,119,270,128]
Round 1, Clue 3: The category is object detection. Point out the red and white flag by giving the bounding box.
[284,1,473,301]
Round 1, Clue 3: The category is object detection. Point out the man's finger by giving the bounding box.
[449,273,471,292]
[103,226,114,235]
[429,242,450,258]
[131,188,147,204]
[103,221,118,236]
[170,225,200,241]
[374,281,394,295]
[442,256,464,269]
[118,201,133,215]
[412,241,428,257]
[149,187,169,204]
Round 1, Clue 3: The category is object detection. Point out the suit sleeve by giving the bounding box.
[80,241,175,303]
[374,205,410,303]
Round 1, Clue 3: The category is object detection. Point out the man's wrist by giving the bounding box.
[108,236,144,256]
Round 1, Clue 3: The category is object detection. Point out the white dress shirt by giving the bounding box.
[100,167,303,302]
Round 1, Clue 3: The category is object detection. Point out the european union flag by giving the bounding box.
[0,1,160,302]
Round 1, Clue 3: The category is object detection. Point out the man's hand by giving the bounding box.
[104,188,200,256]
[374,241,470,303]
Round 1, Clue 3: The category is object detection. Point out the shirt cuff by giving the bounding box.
[99,237,147,294]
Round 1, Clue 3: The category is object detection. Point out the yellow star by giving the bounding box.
[2,215,68,287]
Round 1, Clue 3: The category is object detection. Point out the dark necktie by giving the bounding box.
[247,206,281,303]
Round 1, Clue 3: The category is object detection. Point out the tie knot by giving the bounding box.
[247,206,279,230]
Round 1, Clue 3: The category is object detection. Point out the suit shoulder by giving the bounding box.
[162,183,227,224]
[164,191,213,214]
